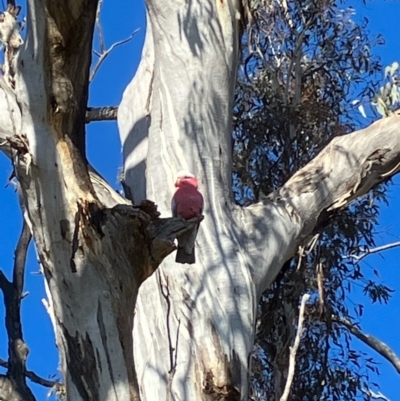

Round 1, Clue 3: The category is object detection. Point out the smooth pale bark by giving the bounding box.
[118,12,153,203]
[120,1,251,399]
[118,1,400,400]
[12,2,142,400]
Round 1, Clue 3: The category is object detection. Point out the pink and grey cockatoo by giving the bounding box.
[171,171,204,264]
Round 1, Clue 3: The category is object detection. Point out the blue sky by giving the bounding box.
[0,0,399,400]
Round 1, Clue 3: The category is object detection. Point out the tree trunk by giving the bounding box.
[119,1,400,400]
[12,2,144,399]
[118,1,296,399]
[0,1,194,400]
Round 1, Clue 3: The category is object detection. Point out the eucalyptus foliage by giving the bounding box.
[233,0,393,399]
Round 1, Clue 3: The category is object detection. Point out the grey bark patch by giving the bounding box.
[181,287,196,309]
[59,219,70,240]
[97,300,118,399]
[62,327,100,400]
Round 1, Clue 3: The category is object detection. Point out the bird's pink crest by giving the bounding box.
[175,171,198,188]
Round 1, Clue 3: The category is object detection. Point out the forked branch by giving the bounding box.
[0,220,35,401]
[90,29,139,82]
[0,359,63,391]
[91,0,139,82]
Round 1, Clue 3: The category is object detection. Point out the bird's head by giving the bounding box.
[175,171,198,188]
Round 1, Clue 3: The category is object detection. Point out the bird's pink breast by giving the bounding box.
[173,185,203,219]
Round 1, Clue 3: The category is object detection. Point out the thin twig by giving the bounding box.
[332,315,400,374]
[158,272,175,372]
[361,388,391,401]
[316,262,324,316]
[0,358,63,390]
[158,271,180,401]
[90,29,140,82]
[280,294,310,401]
[345,240,400,262]
[174,319,181,370]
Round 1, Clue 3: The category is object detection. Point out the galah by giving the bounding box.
[171,171,204,264]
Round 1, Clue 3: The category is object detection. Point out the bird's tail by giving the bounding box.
[176,246,195,264]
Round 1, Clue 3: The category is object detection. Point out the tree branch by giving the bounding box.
[244,113,400,294]
[158,273,175,373]
[90,28,140,82]
[277,112,400,239]
[0,220,35,401]
[86,106,118,123]
[0,359,63,390]
[280,294,310,401]
[345,240,400,262]
[332,315,400,374]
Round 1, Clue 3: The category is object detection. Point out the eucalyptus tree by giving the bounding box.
[0,1,399,401]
